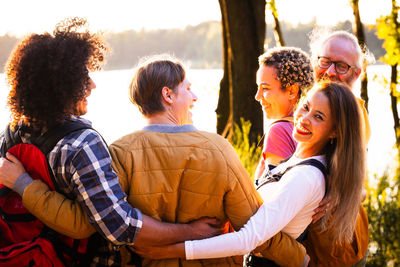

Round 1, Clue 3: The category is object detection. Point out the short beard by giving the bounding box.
[316,73,354,88]
[316,73,341,83]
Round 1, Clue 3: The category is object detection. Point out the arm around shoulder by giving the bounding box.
[22,179,96,239]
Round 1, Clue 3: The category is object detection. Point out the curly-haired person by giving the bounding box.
[254,47,314,179]
[0,18,220,266]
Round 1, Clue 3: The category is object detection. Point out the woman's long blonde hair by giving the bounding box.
[316,81,366,244]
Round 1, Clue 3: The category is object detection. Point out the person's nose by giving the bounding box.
[301,112,314,125]
[88,78,96,90]
[296,110,309,124]
[326,63,337,76]
[191,91,198,102]
[255,87,262,101]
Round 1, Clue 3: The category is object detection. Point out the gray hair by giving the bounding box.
[309,28,375,69]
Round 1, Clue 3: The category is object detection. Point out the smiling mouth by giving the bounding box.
[296,124,311,135]
[261,103,270,109]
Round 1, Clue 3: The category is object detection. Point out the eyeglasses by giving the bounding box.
[317,56,356,74]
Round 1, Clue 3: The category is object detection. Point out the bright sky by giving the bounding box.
[0,0,393,37]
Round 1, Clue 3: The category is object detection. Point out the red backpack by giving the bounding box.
[0,121,92,267]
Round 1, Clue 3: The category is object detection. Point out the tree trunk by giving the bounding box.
[268,0,285,47]
[217,0,265,145]
[389,0,400,150]
[350,0,369,111]
[390,64,400,149]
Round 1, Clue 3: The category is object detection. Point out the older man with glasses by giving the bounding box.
[304,30,373,267]
[312,30,365,88]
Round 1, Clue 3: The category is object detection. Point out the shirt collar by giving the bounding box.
[143,124,197,133]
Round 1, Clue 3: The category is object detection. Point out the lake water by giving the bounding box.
[0,66,397,179]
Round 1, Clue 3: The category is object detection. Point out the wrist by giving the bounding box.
[171,223,194,243]
[168,242,185,258]
[302,254,310,267]
[13,173,34,196]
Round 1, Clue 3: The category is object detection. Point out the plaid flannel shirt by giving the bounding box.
[44,117,142,266]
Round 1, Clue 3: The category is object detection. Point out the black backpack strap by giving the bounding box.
[256,157,327,190]
[1,125,23,157]
[293,158,327,178]
[1,121,92,157]
[0,125,23,197]
[34,120,94,156]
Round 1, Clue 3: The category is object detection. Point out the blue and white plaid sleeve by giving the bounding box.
[62,129,142,245]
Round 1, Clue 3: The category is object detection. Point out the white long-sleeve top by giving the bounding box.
[185,155,326,259]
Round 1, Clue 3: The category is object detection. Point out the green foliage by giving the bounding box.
[366,170,400,266]
[230,118,262,180]
[375,2,400,66]
[369,5,400,265]
[266,0,278,18]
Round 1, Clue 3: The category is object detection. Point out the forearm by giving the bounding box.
[22,179,96,239]
[3,155,96,239]
[185,223,306,267]
[186,231,250,259]
[135,215,198,246]
[130,242,186,260]
[186,204,271,259]
[23,171,142,244]
[164,243,185,258]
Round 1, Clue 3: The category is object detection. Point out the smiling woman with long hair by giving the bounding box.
[132,81,366,266]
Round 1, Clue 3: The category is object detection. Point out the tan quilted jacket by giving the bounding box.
[21,127,306,267]
[109,128,304,267]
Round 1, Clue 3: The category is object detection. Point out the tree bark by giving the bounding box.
[217,0,265,144]
[389,0,400,150]
[350,0,369,111]
[390,64,400,148]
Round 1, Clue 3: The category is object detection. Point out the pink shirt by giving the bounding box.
[262,121,297,161]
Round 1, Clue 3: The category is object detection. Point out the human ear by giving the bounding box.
[354,67,362,79]
[328,128,337,139]
[161,87,173,104]
[288,84,300,100]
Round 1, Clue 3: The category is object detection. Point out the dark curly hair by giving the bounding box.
[5,17,108,129]
[259,47,314,99]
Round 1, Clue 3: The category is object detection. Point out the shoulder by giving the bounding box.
[110,130,146,148]
[55,117,105,149]
[196,130,229,143]
[195,131,236,153]
[61,128,105,149]
[268,121,293,136]
[283,158,326,190]
[264,121,296,156]
[109,130,232,158]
